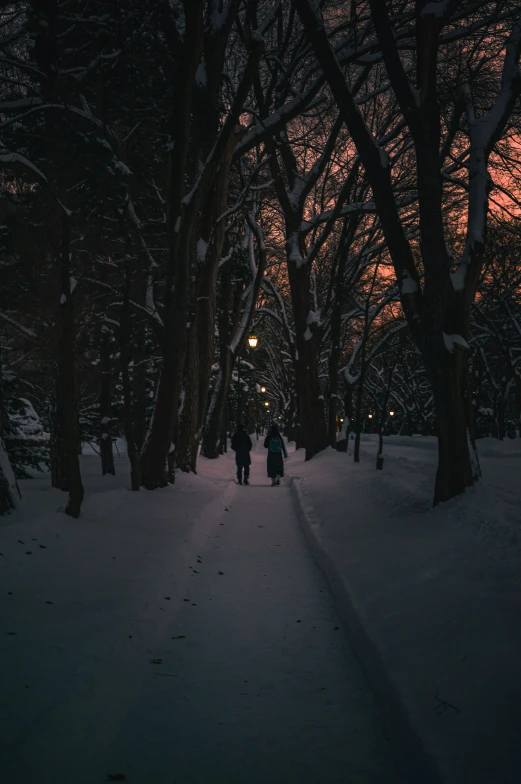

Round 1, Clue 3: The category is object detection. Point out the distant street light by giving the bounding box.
[389,411,395,416]
[368,414,373,419]
[248,335,258,349]
[260,386,266,393]
[264,401,269,407]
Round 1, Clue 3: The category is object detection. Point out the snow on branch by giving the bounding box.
[0,312,37,339]
[421,2,450,19]
[0,150,48,183]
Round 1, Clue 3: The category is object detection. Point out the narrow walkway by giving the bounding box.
[2,442,400,783]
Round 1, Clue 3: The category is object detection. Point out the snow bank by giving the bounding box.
[288,436,521,784]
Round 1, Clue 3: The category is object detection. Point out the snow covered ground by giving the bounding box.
[0,441,400,784]
[288,435,521,784]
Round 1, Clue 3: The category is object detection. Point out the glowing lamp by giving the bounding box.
[248,335,258,348]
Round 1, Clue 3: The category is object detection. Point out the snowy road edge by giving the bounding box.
[289,475,443,784]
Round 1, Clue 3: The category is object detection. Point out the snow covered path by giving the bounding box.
[1,442,399,784]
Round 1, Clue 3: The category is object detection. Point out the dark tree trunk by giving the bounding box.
[132,323,148,454]
[428,340,478,504]
[376,424,384,470]
[176,121,239,474]
[328,319,341,448]
[515,374,521,436]
[202,364,233,460]
[285,395,297,443]
[56,215,84,517]
[120,262,141,490]
[99,325,115,476]
[176,316,200,473]
[0,440,17,515]
[140,344,183,489]
[201,260,234,459]
[287,259,328,460]
[0,348,18,514]
[139,3,204,489]
[353,387,363,464]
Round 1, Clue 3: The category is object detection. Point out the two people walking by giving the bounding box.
[231,423,287,486]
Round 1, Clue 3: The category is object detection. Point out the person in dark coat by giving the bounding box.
[231,424,253,485]
[264,424,287,485]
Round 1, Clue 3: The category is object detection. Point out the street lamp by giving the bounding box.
[260,386,266,393]
[264,401,269,407]
[248,335,258,349]
[389,410,395,416]
[368,414,373,419]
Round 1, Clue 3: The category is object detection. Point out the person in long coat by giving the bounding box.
[264,424,287,485]
[231,424,253,485]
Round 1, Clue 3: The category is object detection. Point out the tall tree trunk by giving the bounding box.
[99,325,115,476]
[132,322,148,454]
[139,2,205,489]
[176,316,200,472]
[328,303,342,448]
[140,342,184,489]
[200,261,234,459]
[176,119,239,474]
[0,439,17,516]
[353,381,364,464]
[56,215,84,517]
[120,262,141,490]
[0,348,18,514]
[427,334,478,505]
[287,260,328,460]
